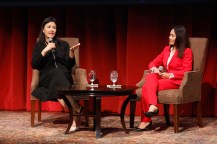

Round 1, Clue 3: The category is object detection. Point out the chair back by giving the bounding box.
[157,37,208,104]
[190,37,208,76]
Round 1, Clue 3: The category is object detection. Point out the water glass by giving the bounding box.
[89,70,96,85]
[110,70,118,86]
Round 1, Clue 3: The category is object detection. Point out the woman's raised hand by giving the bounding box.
[70,43,80,51]
[69,43,80,58]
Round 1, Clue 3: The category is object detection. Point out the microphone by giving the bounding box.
[158,66,164,73]
[48,38,57,68]
[48,37,53,43]
[48,38,55,52]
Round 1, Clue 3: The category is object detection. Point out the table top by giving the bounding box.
[57,84,137,97]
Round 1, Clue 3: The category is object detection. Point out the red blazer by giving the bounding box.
[148,46,193,85]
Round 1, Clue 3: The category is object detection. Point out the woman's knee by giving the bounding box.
[142,73,159,86]
[146,73,159,81]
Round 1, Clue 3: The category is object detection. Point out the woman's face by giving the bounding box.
[169,29,176,46]
[43,22,56,40]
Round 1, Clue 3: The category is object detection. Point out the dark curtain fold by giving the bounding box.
[0,5,216,117]
[0,7,27,110]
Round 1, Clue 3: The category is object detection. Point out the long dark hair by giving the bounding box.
[173,25,190,58]
[38,17,58,43]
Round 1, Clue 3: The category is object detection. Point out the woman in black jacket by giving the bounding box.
[31,17,82,131]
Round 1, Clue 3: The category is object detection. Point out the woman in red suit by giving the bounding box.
[136,25,193,131]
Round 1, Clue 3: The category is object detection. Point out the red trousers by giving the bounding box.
[141,73,179,122]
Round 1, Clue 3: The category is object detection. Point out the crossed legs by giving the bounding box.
[138,73,179,130]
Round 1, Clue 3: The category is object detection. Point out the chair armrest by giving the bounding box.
[179,70,202,101]
[180,70,201,89]
[136,70,150,88]
[31,69,40,92]
[74,68,88,85]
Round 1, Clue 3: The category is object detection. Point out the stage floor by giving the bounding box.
[0,111,216,143]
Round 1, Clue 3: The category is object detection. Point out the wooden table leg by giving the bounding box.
[95,96,102,138]
[93,97,96,130]
[120,94,137,134]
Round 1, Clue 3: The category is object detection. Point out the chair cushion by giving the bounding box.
[136,80,144,88]
[133,88,183,104]
[131,88,142,101]
[74,68,88,85]
[136,70,150,88]
[31,95,39,100]
[136,88,142,97]
[158,89,183,104]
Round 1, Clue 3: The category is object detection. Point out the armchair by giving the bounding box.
[130,37,208,133]
[30,37,89,127]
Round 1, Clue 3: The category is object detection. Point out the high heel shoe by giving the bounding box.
[69,126,79,133]
[144,109,159,118]
[134,121,152,132]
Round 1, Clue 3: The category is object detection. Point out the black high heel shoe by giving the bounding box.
[134,121,152,132]
[144,109,159,118]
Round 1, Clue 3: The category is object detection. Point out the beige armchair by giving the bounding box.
[30,37,89,127]
[130,37,208,133]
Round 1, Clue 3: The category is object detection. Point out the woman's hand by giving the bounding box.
[41,43,56,56]
[70,43,80,51]
[159,72,170,79]
[150,67,160,74]
[69,43,80,58]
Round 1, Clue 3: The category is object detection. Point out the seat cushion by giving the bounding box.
[158,89,183,104]
[132,87,184,104]
[131,88,142,101]
[31,95,39,100]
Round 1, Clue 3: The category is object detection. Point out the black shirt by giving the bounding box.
[31,39,75,83]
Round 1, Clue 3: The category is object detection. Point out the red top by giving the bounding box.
[148,46,193,85]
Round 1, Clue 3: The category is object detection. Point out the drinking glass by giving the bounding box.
[110,70,118,86]
[89,70,96,85]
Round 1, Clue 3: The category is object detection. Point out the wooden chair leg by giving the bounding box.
[196,101,203,127]
[173,104,179,133]
[31,100,36,127]
[84,100,89,127]
[163,104,171,126]
[38,101,42,122]
[130,100,136,128]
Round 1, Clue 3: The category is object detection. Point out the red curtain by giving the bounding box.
[0,5,217,117]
